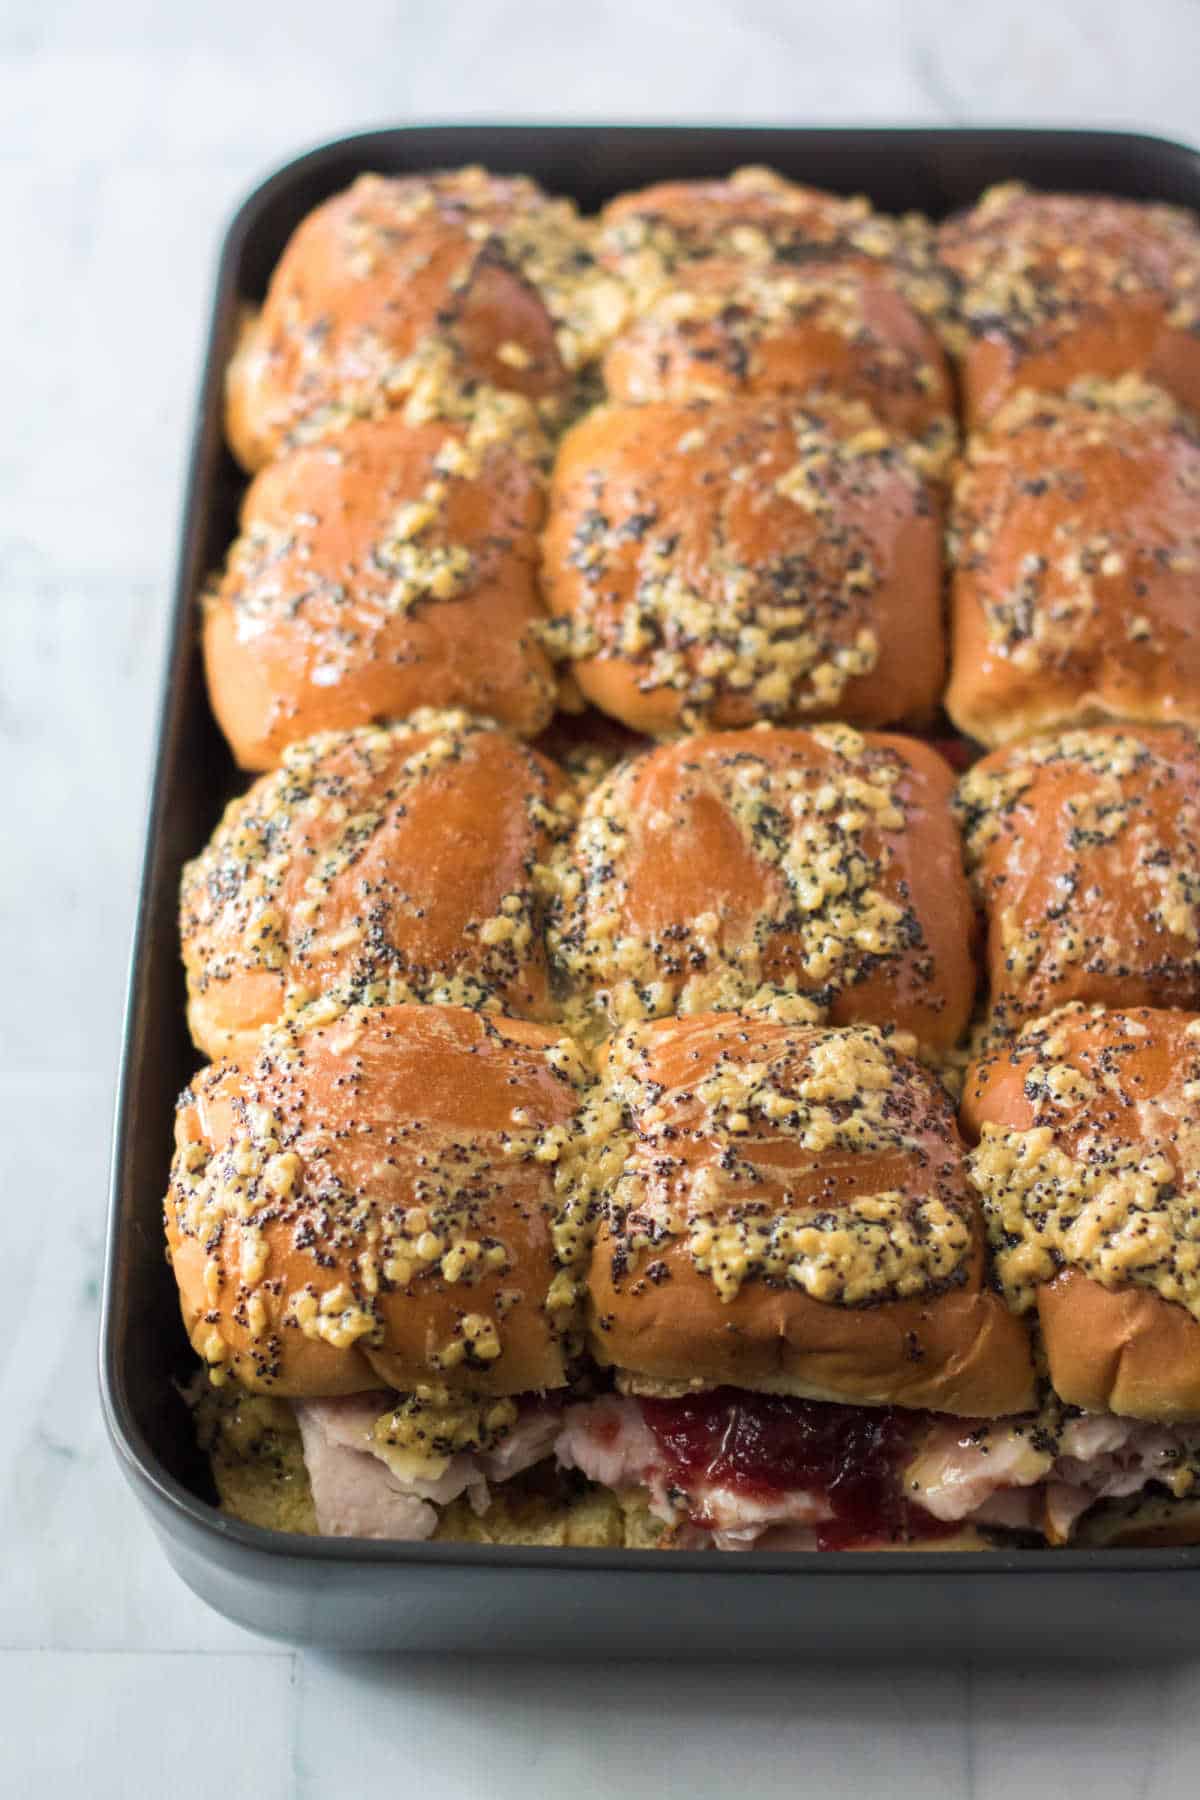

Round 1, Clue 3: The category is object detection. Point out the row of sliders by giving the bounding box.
[204,166,1200,765]
[181,714,1200,1061]
[226,166,1200,460]
[174,713,1200,1546]
[170,993,1200,1550]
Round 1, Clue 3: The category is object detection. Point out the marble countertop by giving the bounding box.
[6,0,1200,1791]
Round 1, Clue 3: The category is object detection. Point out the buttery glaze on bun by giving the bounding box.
[944,381,1200,749]
[601,256,955,463]
[204,409,556,769]
[166,1003,593,1398]
[956,724,1200,1031]
[937,182,1200,426]
[588,1013,1036,1415]
[225,169,586,471]
[598,167,950,325]
[551,724,975,1050]
[180,715,576,1066]
[541,397,944,736]
[600,167,878,269]
[962,1004,1200,1420]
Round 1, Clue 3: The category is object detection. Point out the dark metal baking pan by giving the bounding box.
[101,125,1200,1658]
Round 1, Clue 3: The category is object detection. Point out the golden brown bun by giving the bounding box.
[589,1014,1036,1415]
[601,256,954,453]
[166,1004,589,1398]
[204,410,556,769]
[956,725,1200,1031]
[945,382,1200,748]
[597,168,951,329]
[962,1005,1200,1421]
[180,716,576,1066]
[600,167,879,266]
[1038,1270,1200,1422]
[432,1469,644,1547]
[197,1388,320,1535]
[551,725,976,1051]
[541,398,944,736]
[937,183,1200,427]
[225,171,572,471]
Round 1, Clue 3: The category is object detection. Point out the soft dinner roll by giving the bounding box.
[937,182,1200,426]
[601,255,955,465]
[598,166,950,326]
[550,724,975,1050]
[956,724,1200,1032]
[600,166,878,271]
[166,1003,595,1397]
[180,714,576,1066]
[588,1013,1036,1414]
[204,408,556,769]
[541,397,944,736]
[225,169,593,470]
[962,1004,1200,1420]
[944,381,1200,748]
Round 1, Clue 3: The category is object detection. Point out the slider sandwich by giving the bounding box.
[558,1012,1039,1549]
[167,1002,610,1541]
[943,1005,1200,1547]
[562,1009,1200,1548]
[170,987,1200,1547]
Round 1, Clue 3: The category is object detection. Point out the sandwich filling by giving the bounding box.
[555,1389,1200,1549]
[908,1411,1200,1543]
[294,1390,564,1540]
[229,1382,1200,1547]
[555,1389,954,1550]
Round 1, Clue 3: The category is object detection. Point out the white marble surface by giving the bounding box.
[6,0,1200,1791]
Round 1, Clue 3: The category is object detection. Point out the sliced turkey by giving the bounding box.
[556,1395,837,1547]
[295,1392,560,1540]
[559,1392,1200,1550]
[907,1413,1200,1541]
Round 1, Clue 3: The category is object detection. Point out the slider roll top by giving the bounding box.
[962,1005,1200,1421]
[598,168,891,282]
[956,724,1200,1032]
[601,255,956,471]
[542,397,944,737]
[552,725,975,1051]
[225,169,586,471]
[597,166,953,332]
[204,409,556,771]
[180,714,576,1067]
[937,183,1200,427]
[944,380,1200,749]
[165,1003,599,1399]
[589,1013,1035,1417]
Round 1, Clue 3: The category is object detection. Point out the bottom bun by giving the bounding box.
[1073,1493,1200,1549]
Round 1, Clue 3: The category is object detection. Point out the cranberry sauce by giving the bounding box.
[638,1388,955,1549]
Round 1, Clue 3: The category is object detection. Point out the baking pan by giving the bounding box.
[101,125,1200,1659]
